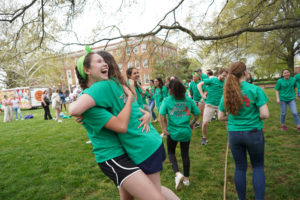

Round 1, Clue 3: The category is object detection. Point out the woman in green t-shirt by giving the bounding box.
[159,79,200,190]
[218,62,269,200]
[70,50,179,200]
[154,77,168,137]
[274,69,300,132]
[126,67,145,109]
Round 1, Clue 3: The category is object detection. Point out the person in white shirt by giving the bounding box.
[11,96,23,120]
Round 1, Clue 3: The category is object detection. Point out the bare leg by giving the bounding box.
[199,103,205,122]
[119,186,134,200]
[121,171,165,200]
[202,122,208,139]
[147,172,180,200]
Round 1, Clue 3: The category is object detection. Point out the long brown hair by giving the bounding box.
[126,67,140,89]
[75,52,96,90]
[223,62,246,116]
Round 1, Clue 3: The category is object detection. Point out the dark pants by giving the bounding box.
[229,129,265,200]
[42,104,52,120]
[167,135,190,177]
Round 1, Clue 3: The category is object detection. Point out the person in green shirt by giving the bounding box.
[159,79,200,191]
[194,67,209,80]
[275,69,300,132]
[146,80,158,122]
[70,49,179,200]
[188,72,207,128]
[154,77,168,137]
[218,62,269,200]
[198,68,228,145]
[126,67,145,108]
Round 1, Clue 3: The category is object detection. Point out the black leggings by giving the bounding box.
[167,135,190,177]
[42,105,52,120]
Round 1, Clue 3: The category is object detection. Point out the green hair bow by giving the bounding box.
[76,46,92,80]
[192,72,200,78]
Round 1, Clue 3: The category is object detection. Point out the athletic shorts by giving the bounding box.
[98,154,141,188]
[203,104,218,123]
[137,143,166,174]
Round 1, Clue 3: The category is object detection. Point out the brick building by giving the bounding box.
[61,36,177,91]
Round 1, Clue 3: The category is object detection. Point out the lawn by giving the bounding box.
[0,89,299,200]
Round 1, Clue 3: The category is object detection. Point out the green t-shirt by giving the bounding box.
[139,88,148,104]
[295,74,300,92]
[82,107,125,163]
[274,77,296,101]
[188,81,206,102]
[127,81,144,108]
[85,79,162,165]
[201,73,209,80]
[204,77,225,106]
[218,81,268,131]
[148,86,155,100]
[154,86,168,110]
[160,96,200,142]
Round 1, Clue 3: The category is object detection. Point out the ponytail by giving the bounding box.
[223,62,246,116]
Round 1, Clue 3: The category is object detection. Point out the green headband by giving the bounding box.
[76,46,92,80]
[192,72,200,78]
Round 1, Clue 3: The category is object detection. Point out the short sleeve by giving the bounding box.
[255,87,269,108]
[84,80,114,108]
[190,98,200,116]
[204,78,212,85]
[274,79,281,90]
[188,82,193,90]
[82,107,114,133]
[159,98,168,116]
[218,96,225,112]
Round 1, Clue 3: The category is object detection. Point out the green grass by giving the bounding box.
[0,89,299,200]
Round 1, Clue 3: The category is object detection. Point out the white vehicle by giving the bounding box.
[0,87,48,109]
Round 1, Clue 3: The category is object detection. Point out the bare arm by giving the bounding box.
[198,82,206,100]
[129,79,137,99]
[259,104,269,120]
[104,87,134,133]
[275,90,280,104]
[218,110,228,121]
[69,94,96,116]
[159,114,169,135]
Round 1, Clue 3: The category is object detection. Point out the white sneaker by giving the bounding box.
[183,179,190,186]
[160,133,166,138]
[57,120,62,123]
[175,173,184,191]
[86,140,92,144]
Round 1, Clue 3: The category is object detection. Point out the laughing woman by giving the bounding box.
[69,49,179,200]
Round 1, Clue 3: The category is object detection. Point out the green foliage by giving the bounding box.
[0,90,300,199]
[150,48,201,81]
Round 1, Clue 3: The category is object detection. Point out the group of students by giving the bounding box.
[1,95,23,122]
[69,46,299,200]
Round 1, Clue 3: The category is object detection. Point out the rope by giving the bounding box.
[223,142,229,200]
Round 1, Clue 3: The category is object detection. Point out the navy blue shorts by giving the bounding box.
[137,143,166,174]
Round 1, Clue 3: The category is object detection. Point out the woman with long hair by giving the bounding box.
[275,69,300,132]
[159,79,200,190]
[69,49,179,200]
[218,62,269,200]
[126,67,145,108]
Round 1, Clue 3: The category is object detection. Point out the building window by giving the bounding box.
[118,64,123,71]
[141,44,147,53]
[143,59,148,68]
[126,47,131,55]
[144,74,150,84]
[133,46,139,54]
[128,62,132,68]
[135,60,140,68]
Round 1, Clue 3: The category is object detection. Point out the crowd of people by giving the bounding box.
[0,47,299,200]
[65,47,300,200]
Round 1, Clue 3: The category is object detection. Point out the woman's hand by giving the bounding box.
[74,115,84,124]
[122,85,133,102]
[138,110,151,133]
[276,99,280,104]
[162,128,170,135]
